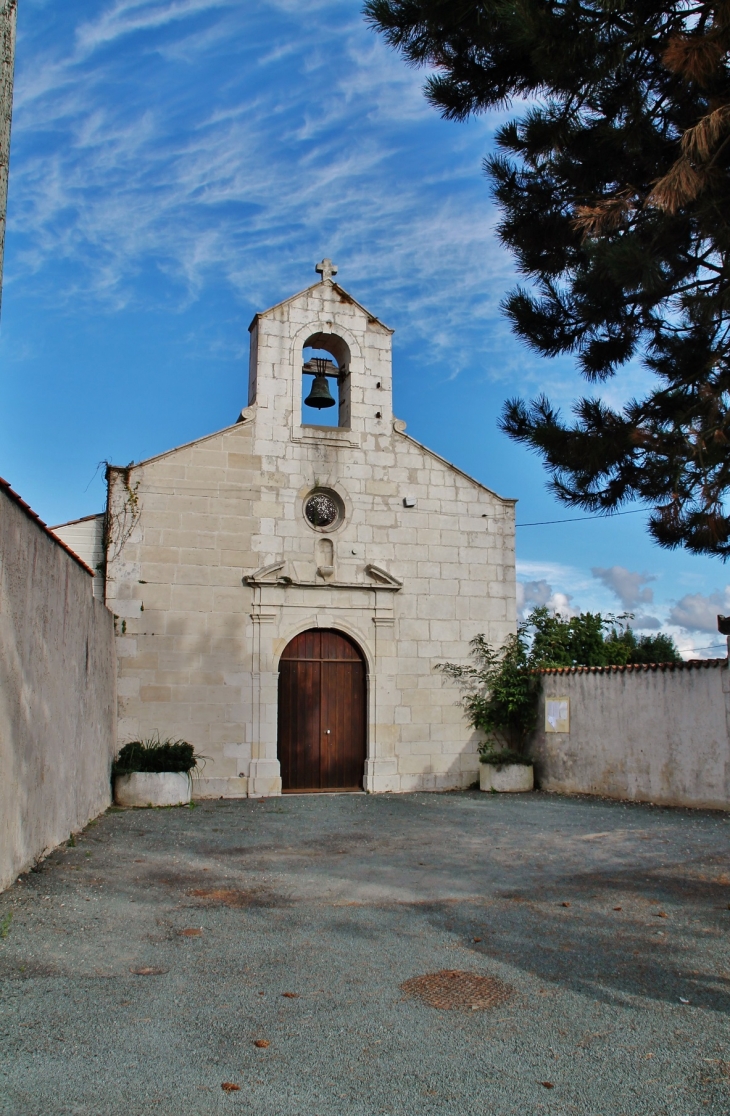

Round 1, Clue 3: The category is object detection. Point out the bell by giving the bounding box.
[304,358,336,409]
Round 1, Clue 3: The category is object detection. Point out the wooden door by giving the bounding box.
[278,629,366,792]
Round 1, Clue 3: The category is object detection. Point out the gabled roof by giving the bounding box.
[394,424,517,505]
[249,279,393,334]
[50,512,103,529]
[106,418,250,473]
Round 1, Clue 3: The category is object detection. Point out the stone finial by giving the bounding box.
[316,258,337,282]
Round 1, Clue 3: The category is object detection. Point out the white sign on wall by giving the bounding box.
[545,697,570,733]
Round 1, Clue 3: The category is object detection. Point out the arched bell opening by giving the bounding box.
[301,332,351,429]
[277,628,366,792]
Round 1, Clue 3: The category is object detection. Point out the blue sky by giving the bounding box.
[1,0,728,657]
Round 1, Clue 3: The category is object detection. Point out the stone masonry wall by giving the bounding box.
[105,424,262,799]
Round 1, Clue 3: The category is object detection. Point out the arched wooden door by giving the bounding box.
[278,629,366,792]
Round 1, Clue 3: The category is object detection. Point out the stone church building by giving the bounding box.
[55,262,516,797]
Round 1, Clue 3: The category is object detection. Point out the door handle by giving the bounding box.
[324,729,331,734]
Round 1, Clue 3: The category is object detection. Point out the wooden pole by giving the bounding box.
[0,0,17,320]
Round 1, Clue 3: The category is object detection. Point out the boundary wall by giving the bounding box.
[0,479,116,891]
[530,659,730,810]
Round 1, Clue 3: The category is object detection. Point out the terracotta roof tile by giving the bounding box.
[0,476,95,577]
[538,658,726,675]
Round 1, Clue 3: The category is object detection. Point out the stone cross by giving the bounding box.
[316,258,338,282]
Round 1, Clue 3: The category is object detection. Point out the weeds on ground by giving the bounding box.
[0,912,13,940]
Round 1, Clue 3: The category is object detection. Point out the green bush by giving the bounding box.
[113,736,198,775]
[437,630,539,763]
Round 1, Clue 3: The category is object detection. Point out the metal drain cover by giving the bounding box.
[400,970,513,1011]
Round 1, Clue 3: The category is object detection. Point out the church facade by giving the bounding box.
[91,264,516,797]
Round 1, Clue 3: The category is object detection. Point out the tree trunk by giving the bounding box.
[0,0,17,320]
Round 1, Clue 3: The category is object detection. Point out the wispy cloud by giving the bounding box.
[7,0,528,377]
[75,0,234,56]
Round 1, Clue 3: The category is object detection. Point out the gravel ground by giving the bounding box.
[0,790,728,1115]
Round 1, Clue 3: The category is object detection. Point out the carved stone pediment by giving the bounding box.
[243,561,292,585]
[364,563,402,588]
[243,560,402,591]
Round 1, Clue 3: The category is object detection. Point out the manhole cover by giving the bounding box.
[400,970,513,1011]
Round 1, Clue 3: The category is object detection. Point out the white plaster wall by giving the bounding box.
[105,276,517,796]
[0,486,117,892]
[531,664,730,809]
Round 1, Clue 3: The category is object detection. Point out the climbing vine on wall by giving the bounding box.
[104,464,141,567]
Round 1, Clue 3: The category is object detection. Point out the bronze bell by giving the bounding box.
[304,358,336,409]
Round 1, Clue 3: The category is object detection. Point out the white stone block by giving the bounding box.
[192,776,249,799]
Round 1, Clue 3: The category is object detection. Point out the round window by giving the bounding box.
[304,490,343,531]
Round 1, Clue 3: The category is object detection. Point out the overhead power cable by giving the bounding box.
[516,509,646,527]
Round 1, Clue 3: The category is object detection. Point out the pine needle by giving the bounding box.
[647,159,705,213]
[572,190,635,238]
[662,34,724,84]
[681,104,730,162]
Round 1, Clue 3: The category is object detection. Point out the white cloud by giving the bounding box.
[517,578,552,611]
[517,578,577,620]
[630,613,662,631]
[668,589,730,633]
[591,565,655,610]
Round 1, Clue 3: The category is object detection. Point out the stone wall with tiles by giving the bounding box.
[104,273,516,796]
[529,660,730,809]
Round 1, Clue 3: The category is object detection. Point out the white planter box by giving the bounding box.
[114,771,191,807]
[480,762,534,793]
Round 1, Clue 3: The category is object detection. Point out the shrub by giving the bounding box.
[113,736,199,775]
[437,630,539,763]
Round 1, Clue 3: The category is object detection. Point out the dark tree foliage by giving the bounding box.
[606,626,685,664]
[528,607,683,666]
[365,1,730,557]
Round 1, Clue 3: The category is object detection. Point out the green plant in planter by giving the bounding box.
[437,629,538,766]
[112,735,200,776]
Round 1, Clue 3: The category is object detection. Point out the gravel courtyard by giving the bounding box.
[0,791,728,1115]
